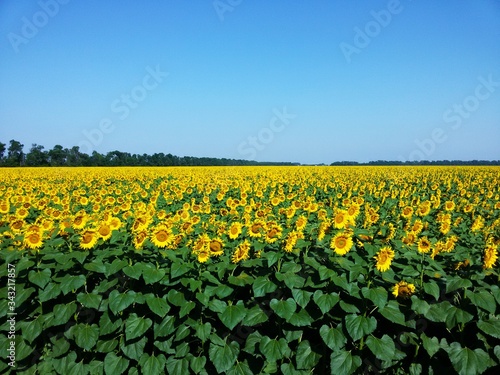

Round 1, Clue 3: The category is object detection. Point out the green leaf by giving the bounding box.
[339,300,360,313]
[313,290,340,314]
[291,289,313,308]
[123,264,144,280]
[175,324,191,342]
[288,309,314,327]
[228,273,254,287]
[96,339,118,353]
[39,282,61,302]
[243,331,262,354]
[139,353,166,375]
[77,293,102,309]
[190,356,207,374]
[154,316,176,338]
[99,312,122,335]
[195,322,212,342]
[170,264,191,279]
[107,259,128,276]
[167,289,186,306]
[379,300,406,325]
[166,357,189,375]
[179,301,196,318]
[361,287,388,309]
[366,335,396,362]
[270,298,296,320]
[142,266,166,285]
[253,276,277,297]
[344,314,377,341]
[330,350,362,375]
[446,278,472,294]
[21,317,43,344]
[218,304,247,330]
[426,301,452,323]
[28,268,51,288]
[446,342,490,375]
[15,286,35,306]
[59,274,86,295]
[421,333,441,357]
[52,302,77,326]
[146,295,170,318]
[104,352,129,375]
[109,290,136,315]
[477,318,500,339]
[259,336,289,362]
[208,299,227,314]
[424,282,440,301]
[73,323,99,350]
[320,325,347,350]
[120,336,147,361]
[209,340,239,373]
[466,289,496,314]
[226,360,253,375]
[125,314,153,341]
[84,261,107,274]
[296,340,321,370]
[411,296,430,315]
[243,305,269,326]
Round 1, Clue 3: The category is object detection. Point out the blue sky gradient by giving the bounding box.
[1,0,499,164]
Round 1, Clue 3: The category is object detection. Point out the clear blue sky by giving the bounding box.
[1,0,499,164]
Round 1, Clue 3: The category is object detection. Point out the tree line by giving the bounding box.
[0,140,298,167]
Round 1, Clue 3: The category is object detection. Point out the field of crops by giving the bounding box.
[1,166,500,374]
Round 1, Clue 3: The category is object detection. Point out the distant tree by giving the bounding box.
[0,142,6,164]
[26,144,49,166]
[48,145,67,166]
[67,146,84,166]
[7,139,24,166]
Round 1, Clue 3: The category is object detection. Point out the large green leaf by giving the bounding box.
[104,352,129,375]
[28,268,51,288]
[466,290,496,314]
[313,290,340,314]
[270,298,296,320]
[154,315,176,338]
[423,282,440,301]
[170,264,191,279]
[77,293,102,309]
[218,304,247,330]
[330,350,362,375]
[344,314,377,341]
[446,342,491,375]
[73,323,99,350]
[446,278,472,294]
[296,340,321,370]
[253,276,278,297]
[288,309,314,327]
[411,296,430,315]
[122,263,144,280]
[52,302,77,326]
[189,355,207,374]
[243,305,269,326]
[361,287,388,309]
[99,312,122,335]
[142,266,166,285]
[107,259,128,276]
[146,295,170,318]
[320,325,347,350]
[120,336,147,361]
[125,314,153,341]
[226,360,253,375]
[21,317,43,344]
[179,301,196,318]
[379,300,406,325]
[365,335,396,362]
[166,357,189,375]
[139,353,166,375]
[109,290,136,315]
[291,288,313,308]
[209,339,239,373]
[59,274,86,295]
[259,336,289,362]
[39,282,61,302]
[420,333,441,357]
[477,318,500,339]
[195,322,212,342]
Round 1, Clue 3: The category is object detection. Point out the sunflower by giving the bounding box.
[333,210,350,229]
[80,230,98,250]
[232,240,251,263]
[483,245,498,269]
[209,238,224,257]
[133,231,148,250]
[401,206,413,220]
[248,220,265,238]
[97,222,112,241]
[295,215,308,231]
[228,222,243,240]
[151,225,173,248]
[23,231,43,250]
[444,200,455,211]
[330,231,353,256]
[284,230,302,252]
[392,281,416,299]
[471,215,484,232]
[374,246,395,272]
[72,212,88,230]
[410,219,424,234]
[197,248,211,263]
[0,200,10,214]
[417,237,431,254]
[265,223,283,244]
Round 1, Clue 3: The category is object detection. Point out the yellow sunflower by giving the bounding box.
[483,245,498,269]
[151,225,173,248]
[374,246,395,272]
[209,238,224,257]
[295,215,308,231]
[232,240,251,263]
[228,222,243,240]
[417,237,431,254]
[133,231,148,250]
[97,222,112,241]
[330,232,353,256]
[23,231,43,250]
[80,230,98,250]
[392,281,416,299]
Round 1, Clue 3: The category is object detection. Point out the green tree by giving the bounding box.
[26,144,49,166]
[7,139,24,166]
[48,145,67,166]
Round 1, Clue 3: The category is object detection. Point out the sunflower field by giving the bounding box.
[1,166,500,374]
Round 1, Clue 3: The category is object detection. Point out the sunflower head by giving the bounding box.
[392,281,416,299]
[374,246,395,272]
